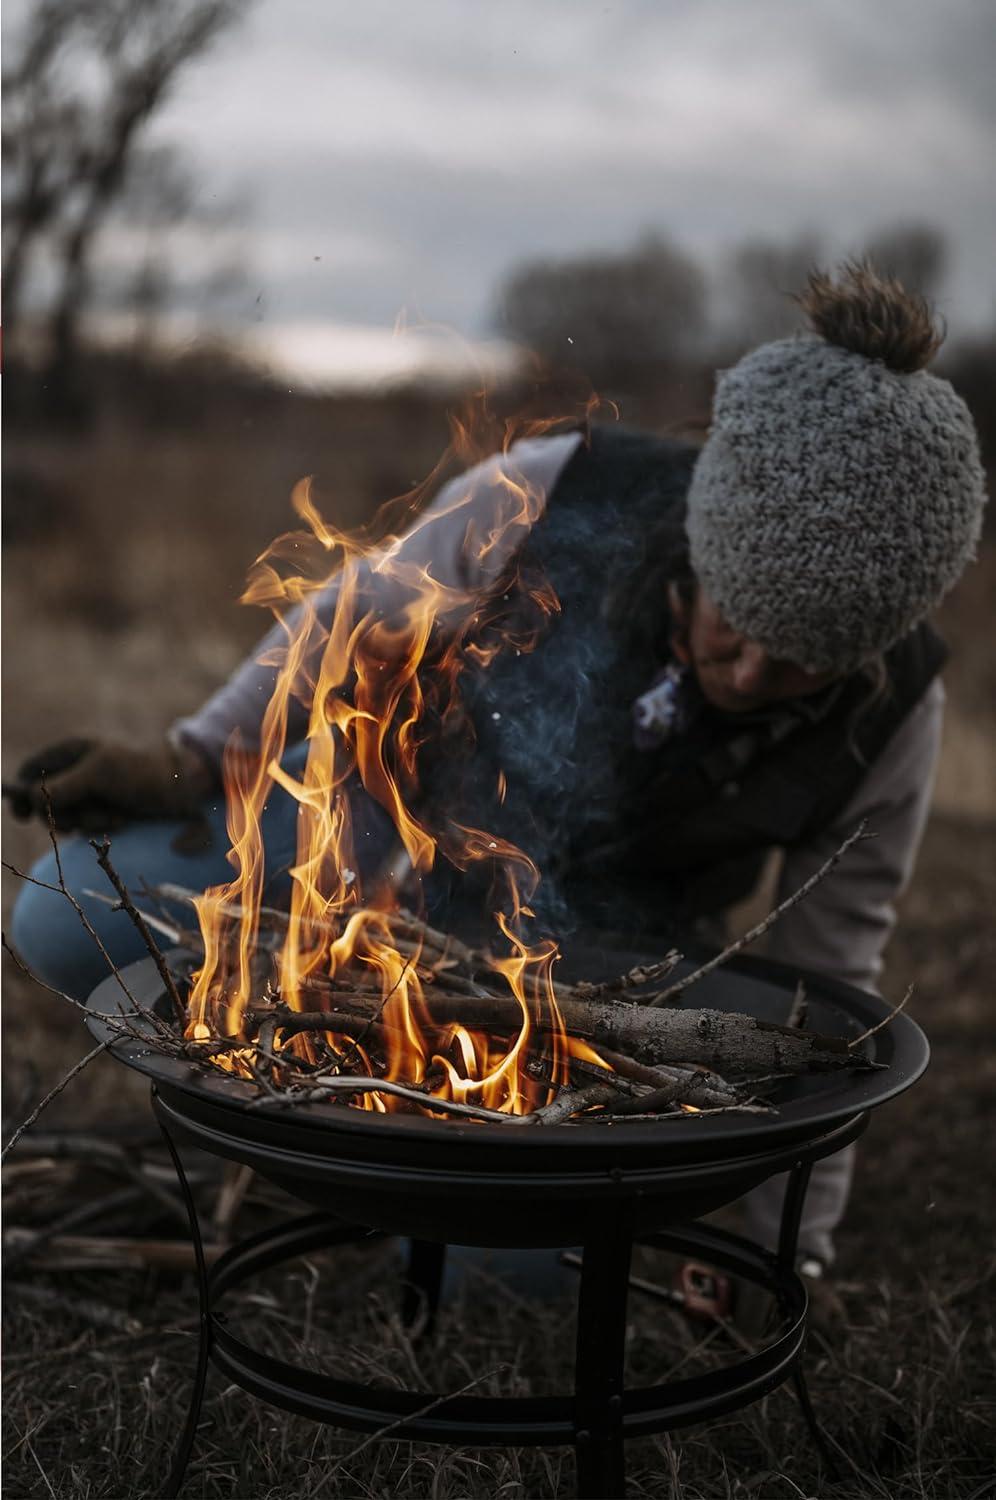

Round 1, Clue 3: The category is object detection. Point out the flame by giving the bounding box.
[186,391,616,1115]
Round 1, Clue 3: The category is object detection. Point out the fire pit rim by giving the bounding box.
[85,946,929,1160]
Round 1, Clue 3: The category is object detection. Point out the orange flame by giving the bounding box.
[186,392,614,1114]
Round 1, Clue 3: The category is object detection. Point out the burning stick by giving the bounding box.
[531,1082,619,1124]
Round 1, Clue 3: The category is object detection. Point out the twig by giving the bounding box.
[651,822,870,1006]
[1,867,145,1025]
[598,1102,777,1123]
[1,1130,188,1224]
[322,1365,508,1485]
[570,949,682,1001]
[848,984,914,1050]
[82,888,194,948]
[284,1073,531,1125]
[3,1186,142,1269]
[588,1044,740,1103]
[14,1233,223,1272]
[211,1164,254,1243]
[89,838,186,1026]
[1,1043,111,1163]
[335,954,415,1073]
[787,981,808,1029]
[531,1082,619,1124]
[2,934,140,1026]
[37,780,149,1019]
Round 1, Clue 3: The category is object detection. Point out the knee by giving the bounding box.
[9,842,142,1001]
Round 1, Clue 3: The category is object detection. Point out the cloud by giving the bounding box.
[136,0,995,346]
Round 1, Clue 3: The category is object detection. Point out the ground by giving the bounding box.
[3,403,994,1498]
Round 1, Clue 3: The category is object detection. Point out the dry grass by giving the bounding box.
[2,387,995,1498]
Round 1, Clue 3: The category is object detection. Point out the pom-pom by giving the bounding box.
[798,260,942,374]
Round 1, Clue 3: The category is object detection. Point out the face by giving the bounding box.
[669,584,838,714]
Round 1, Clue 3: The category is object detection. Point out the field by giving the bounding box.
[3,380,994,1499]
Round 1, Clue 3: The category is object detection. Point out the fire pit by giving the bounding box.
[86,941,928,1498]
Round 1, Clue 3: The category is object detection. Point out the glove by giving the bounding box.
[9,736,218,833]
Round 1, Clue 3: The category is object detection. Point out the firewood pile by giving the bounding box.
[74,832,897,1130]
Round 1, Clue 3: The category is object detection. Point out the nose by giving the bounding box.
[731,643,770,696]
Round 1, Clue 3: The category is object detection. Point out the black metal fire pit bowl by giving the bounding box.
[87,942,928,1499]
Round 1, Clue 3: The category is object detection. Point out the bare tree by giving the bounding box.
[2,0,242,415]
[723,233,823,351]
[495,233,706,389]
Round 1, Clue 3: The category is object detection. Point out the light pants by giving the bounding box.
[10,747,851,1269]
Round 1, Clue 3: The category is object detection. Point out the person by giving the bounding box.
[9,262,987,1282]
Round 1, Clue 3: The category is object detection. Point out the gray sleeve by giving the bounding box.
[766,676,945,994]
[170,431,582,770]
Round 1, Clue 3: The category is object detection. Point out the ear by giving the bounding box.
[667,582,693,665]
[666,581,687,622]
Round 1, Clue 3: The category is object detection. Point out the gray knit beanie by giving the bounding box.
[685,264,987,674]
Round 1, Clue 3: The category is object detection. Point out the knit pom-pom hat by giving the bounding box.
[685,262,987,674]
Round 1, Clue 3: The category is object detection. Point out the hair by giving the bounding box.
[796,259,943,373]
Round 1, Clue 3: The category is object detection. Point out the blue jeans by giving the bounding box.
[11,746,310,1001]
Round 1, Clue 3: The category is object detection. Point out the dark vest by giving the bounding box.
[438,426,947,938]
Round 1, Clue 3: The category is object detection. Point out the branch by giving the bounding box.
[530,1082,619,1124]
[650,822,871,1006]
[274,1073,532,1126]
[2,932,139,1026]
[89,837,186,1025]
[848,984,914,1050]
[334,955,415,1074]
[1,1042,111,1163]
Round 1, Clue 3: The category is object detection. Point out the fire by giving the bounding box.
[184,394,613,1116]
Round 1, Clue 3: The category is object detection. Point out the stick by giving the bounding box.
[331,954,418,1075]
[284,1073,532,1125]
[848,984,914,1050]
[650,823,870,1006]
[324,1366,508,1482]
[1,1043,111,1163]
[89,839,186,1025]
[787,981,808,1029]
[82,888,200,950]
[599,1102,778,1123]
[569,950,682,1001]
[16,1233,224,1272]
[244,985,861,1076]
[3,1130,189,1224]
[211,1164,254,1243]
[3,1186,142,1269]
[589,1045,741,1103]
[608,1083,777,1117]
[531,1082,619,1124]
[1,934,141,1027]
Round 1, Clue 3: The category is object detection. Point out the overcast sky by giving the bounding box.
[13,0,996,384]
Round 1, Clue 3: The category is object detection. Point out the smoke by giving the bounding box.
[423,481,651,936]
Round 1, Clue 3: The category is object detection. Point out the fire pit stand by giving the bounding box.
[86,948,929,1499]
[155,1093,864,1500]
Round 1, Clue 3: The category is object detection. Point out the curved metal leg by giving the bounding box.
[155,1088,212,1499]
[792,1367,838,1474]
[777,1160,813,1270]
[574,1209,634,1500]
[777,1161,838,1470]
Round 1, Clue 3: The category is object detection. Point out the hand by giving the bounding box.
[8,736,218,833]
